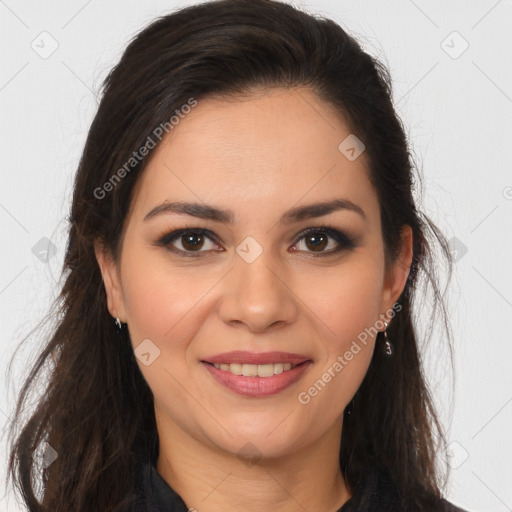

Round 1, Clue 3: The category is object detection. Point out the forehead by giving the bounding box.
[128,87,377,224]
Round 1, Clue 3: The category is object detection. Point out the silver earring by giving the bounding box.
[114,317,128,342]
[383,321,393,357]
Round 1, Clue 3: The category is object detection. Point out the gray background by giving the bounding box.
[1,1,511,510]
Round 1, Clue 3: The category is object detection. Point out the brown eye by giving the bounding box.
[304,232,329,252]
[157,228,221,256]
[181,232,205,251]
[293,226,355,256]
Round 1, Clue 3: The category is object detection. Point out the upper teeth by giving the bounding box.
[212,362,296,377]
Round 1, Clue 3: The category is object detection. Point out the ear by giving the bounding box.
[380,225,413,316]
[94,239,127,322]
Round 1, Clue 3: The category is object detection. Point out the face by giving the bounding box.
[95,87,412,461]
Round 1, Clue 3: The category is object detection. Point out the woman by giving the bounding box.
[6,0,470,510]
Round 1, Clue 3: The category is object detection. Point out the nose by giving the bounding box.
[217,248,299,333]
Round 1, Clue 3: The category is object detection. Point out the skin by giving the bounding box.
[95,87,413,512]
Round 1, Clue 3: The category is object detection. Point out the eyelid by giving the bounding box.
[156,227,222,257]
[292,225,355,250]
[293,224,356,257]
[155,224,356,257]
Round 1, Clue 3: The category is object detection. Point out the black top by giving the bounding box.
[130,459,470,512]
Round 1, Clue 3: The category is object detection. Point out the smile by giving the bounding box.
[209,362,298,377]
[201,360,312,397]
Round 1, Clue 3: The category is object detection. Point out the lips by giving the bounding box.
[200,351,313,397]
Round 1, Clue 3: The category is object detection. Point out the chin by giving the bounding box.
[203,423,309,462]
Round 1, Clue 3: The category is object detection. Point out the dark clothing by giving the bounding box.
[130,459,469,512]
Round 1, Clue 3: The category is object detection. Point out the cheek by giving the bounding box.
[120,250,219,412]
[299,254,384,351]
[292,255,383,408]
[121,245,218,357]
[126,282,201,342]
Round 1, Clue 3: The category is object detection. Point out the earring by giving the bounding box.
[383,321,393,357]
[114,317,127,340]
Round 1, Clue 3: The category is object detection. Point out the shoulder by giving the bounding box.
[129,456,472,512]
[436,500,471,512]
[127,457,189,512]
[342,464,472,512]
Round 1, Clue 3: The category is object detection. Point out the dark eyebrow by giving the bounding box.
[281,198,366,223]
[143,201,234,224]
[143,198,366,224]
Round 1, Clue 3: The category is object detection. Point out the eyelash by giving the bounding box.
[155,225,356,258]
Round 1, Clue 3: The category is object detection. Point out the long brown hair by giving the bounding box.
[6,1,453,510]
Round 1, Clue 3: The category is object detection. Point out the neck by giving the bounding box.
[155,410,351,512]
